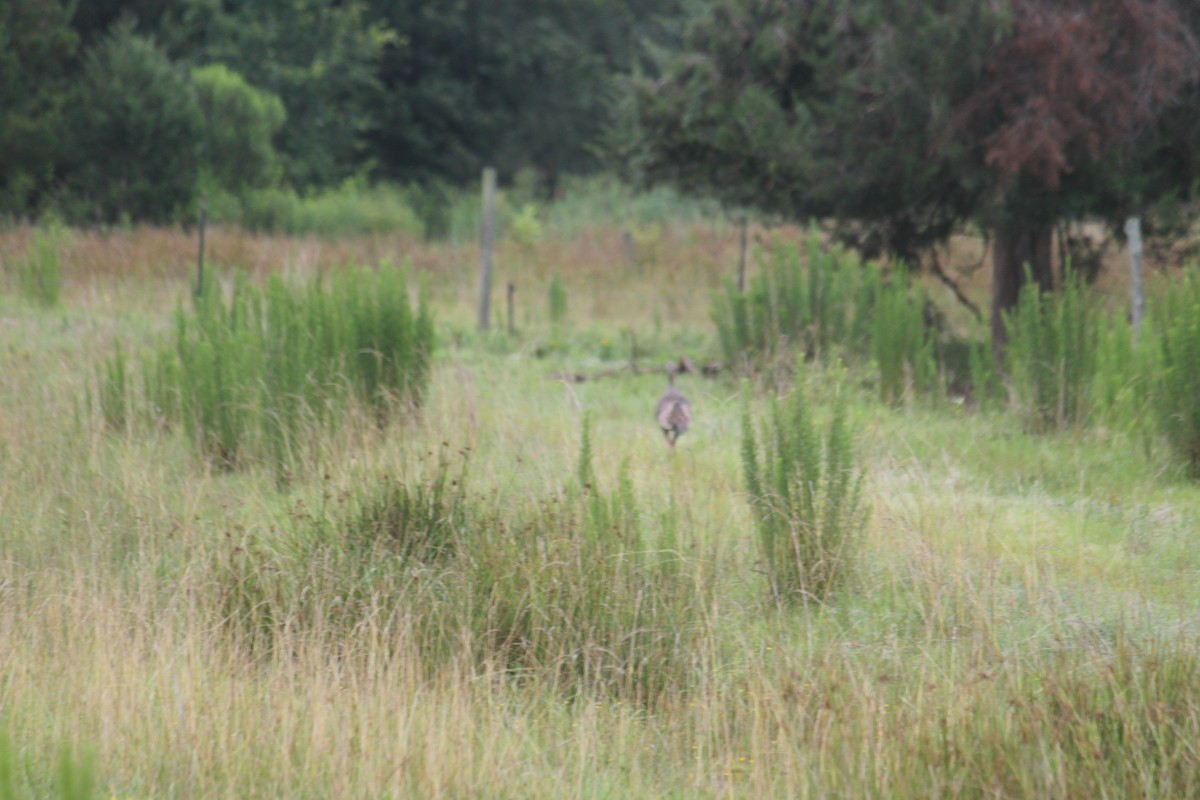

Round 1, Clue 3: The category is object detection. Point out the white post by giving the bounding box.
[478,167,497,330]
[1125,216,1144,343]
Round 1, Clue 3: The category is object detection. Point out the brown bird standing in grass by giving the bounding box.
[656,361,692,447]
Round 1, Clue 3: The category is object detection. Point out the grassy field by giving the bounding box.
[1,215,1199,798]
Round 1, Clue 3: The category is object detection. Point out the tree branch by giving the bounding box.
[929,249,983,323]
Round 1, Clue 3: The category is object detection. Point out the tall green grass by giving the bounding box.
[1003,271,1100,431]
[741,373,867,603]
[0,733,95,800]
[112,262,433,474]
[713,229,870,372]
[870,272,938,406]
[1155,267,1200,476]
[215,425,704,702]
[12,222,66,306]
[714,231,946,407]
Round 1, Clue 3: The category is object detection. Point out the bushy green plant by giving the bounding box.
[741,374,866,604]
[97,340,128,432]
[213,437,702,701]
[1003,270,1099,431]
[117,263,433,474]
[15,222,66,307]
[464,450,698,700]
[967,331,1006,408]
[548,273,568,329]
[64,20,200,224]
[870,272,938,406]
[191,63,286,194]
[712,227,880,373]
[1091,311,1159,433]
[214,450,470,655]
[1155,268,1200,476]
[509,202,543,250]
[220,181,424,237]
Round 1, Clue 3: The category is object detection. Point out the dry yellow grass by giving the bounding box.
[1,220,1198,798]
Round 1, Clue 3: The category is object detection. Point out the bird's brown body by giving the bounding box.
[656,365,692,447]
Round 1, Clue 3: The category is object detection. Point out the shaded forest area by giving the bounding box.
[0,0,690,226]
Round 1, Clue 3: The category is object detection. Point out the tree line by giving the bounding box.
[0,0,690,224]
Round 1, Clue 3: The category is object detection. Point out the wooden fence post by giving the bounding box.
[1125,216,1144,342]
[195,193,207,300]
[478,167,497,330]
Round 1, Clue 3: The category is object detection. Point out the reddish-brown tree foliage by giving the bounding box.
[952,0,1198,357]
[964,0,1197,190]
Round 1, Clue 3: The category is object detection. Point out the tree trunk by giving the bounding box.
[990,221,1053,364]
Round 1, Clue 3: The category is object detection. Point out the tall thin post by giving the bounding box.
[1125,216,1145,343]
[195,193,207,299]
[506,281,516,335]
[478,167,497,330]
[737,217,748,292]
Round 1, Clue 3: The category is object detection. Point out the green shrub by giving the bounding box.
[462,446,699,700]
[1091,311,1159,433]
[221,181,424,237]
[1003,271,1099,431]
[97,340,128,432]
[967,331,1006,408]
[712,227,881,373]
[192,63,286,194]
[548,273,568,329]
[870,272,938,406]
[214,450,470,656]
[111,262,433,475]
[15,222,66,307]
[741,374,867,604]
[213,438,703,701]
[1155,268,1200,476]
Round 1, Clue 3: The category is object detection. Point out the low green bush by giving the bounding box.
[1003,271,1099,431]
[214,425,704,702]
[741,373,867,604]
[870,272,938,406]
[211,181,424,238]
[713,228,875,372]
[14,222,66,307]
[116,262,432,475]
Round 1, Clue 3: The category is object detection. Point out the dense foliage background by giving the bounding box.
[0,0,693,224]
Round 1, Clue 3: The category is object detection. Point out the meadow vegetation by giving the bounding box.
[1,183,1200,797]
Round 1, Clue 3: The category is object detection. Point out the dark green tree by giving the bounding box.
[192,63,286,195]
[176,0,389,189]
[0,0,77,216]
[367,0,694,190]
[622,0,1200,355]
[63,20,202,223]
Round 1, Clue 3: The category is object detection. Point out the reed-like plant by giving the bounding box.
[714,228,853,370]
[15,222,66,307]
[97,340,129,432]
[741,374,867,604]
[713,229,900,379]
[1003,270,1099,431]
[548,273,569,331]
[104,262,433,474]
[1155,267,1200,476]
[213,433,702,701]
[870,272,938,406]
